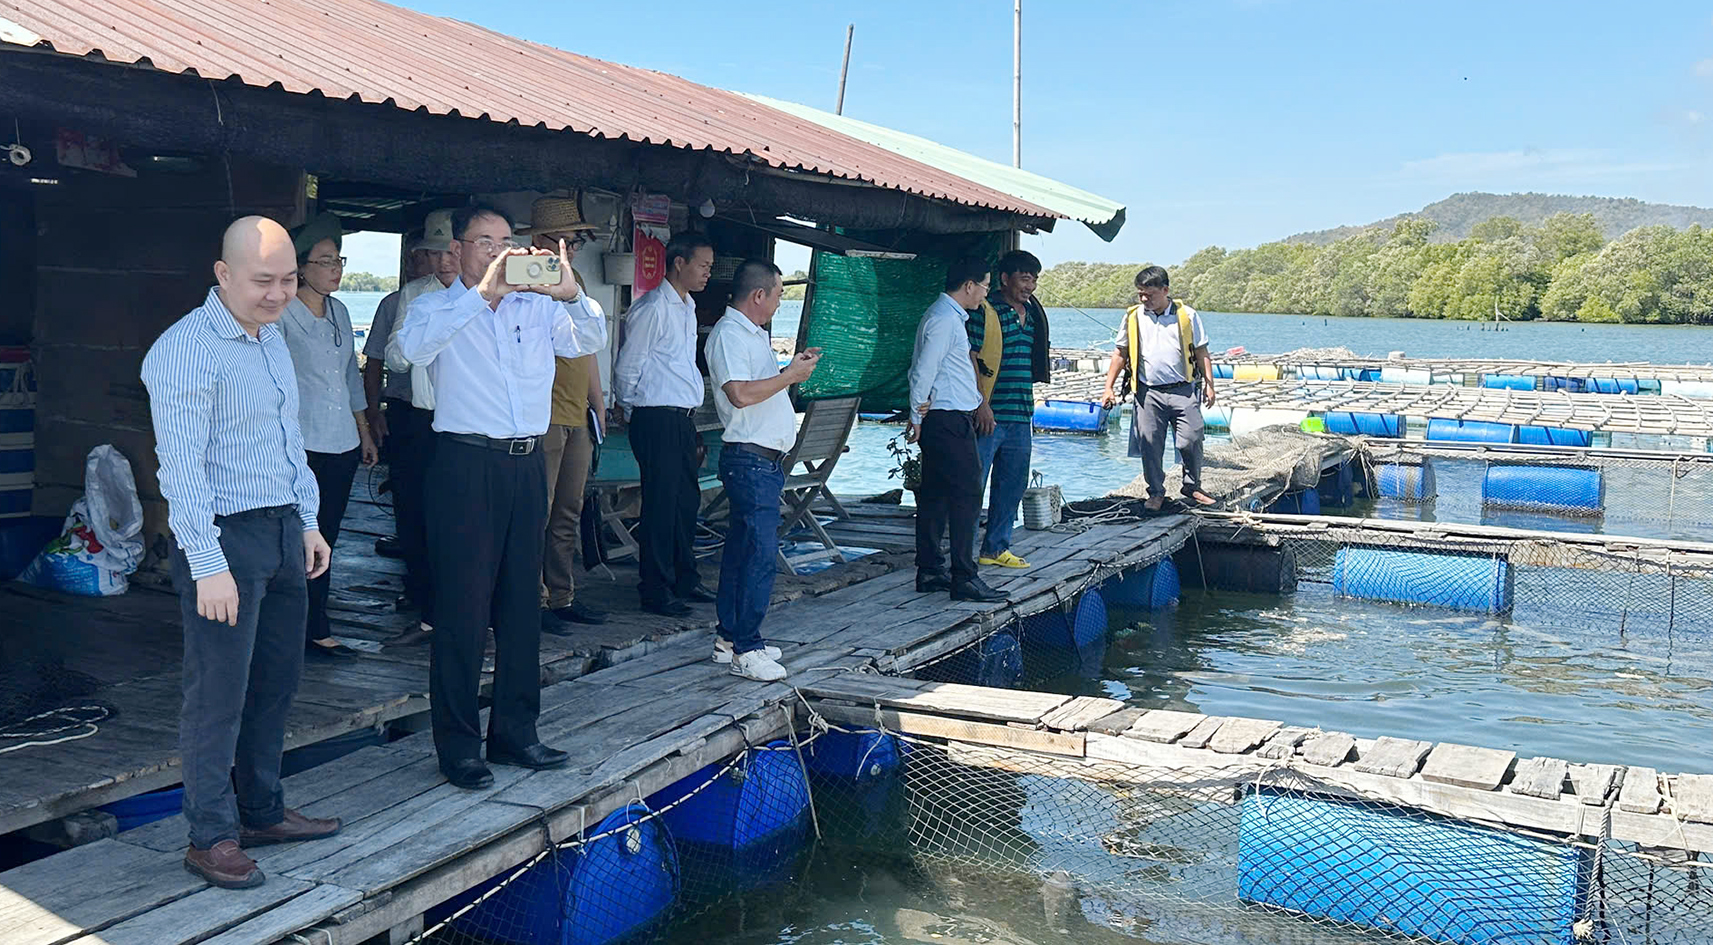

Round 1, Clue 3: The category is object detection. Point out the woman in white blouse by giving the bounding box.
[283,214,377,659]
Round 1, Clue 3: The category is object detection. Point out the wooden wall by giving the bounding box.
[0,192,34,344]
[30,158,302,569]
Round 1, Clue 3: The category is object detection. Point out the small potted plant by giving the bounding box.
[886,434,921,494]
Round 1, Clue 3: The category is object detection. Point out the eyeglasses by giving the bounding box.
[308,256,347,268]
[459,236,521,254]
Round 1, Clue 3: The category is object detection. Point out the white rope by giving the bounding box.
[0,705,109,755]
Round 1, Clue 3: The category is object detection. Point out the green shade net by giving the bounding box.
[797,235,1003,410]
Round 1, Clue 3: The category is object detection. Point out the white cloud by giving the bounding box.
[1688,110,1707,125]
[1695,58,1713,77]
[1398,148,1685,184]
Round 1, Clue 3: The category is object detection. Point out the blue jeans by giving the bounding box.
[717,447,785,654]
[977,421,1032,558]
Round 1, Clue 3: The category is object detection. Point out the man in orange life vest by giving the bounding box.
[1100,265,1218,512]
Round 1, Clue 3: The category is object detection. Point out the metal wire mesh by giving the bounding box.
[805,725,1711,945]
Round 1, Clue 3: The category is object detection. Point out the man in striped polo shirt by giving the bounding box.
[967,251,1052,569]
[142,216,341,889]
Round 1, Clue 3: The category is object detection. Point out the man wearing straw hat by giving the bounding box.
[520,196,609,632]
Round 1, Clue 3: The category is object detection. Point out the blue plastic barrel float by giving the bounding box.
[1590,376,1640,395]
[1318,461,1355,507]
[1212,363,1234,379]
[1018,588,1108,676]
[1375,462,1436,501]
[1238,792,1587,945]
[649,740,812,899]
[1032,399,1110,434]
[1515,425,1592,447]
[446,803,678,945]
[1322,411,1403,438]
[1542,376,1587,393]
[1333,546,1513,614]
[1425,418,1516,444]
[1482,465,1604,515]
[1103,558,1180,609]
[99,786,185,832]
[1267,489,1322,516]
[1481,374,1537,391]
[803,728,905,843]
[919,629,1022,688]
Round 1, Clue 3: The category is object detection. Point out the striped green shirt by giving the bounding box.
[966,297,1037,424]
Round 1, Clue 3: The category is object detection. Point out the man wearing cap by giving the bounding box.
[396,204,607,790]
[280,212,377,660]
[142,216,340,889]
[522,196,608,631]
[369,209,458,637]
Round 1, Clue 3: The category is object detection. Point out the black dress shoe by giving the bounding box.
[642,598,692,618]
[951,577,1008,602]
[916,571,953,593]
[375,536,404,559]
[540,609,576,637]
[488,742,570,770]
[678,584,716,604]
[441,758,495,790]
[554,600,607,625]
[306,638,360,659]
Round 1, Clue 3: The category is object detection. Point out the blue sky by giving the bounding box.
[347,0,1713,276]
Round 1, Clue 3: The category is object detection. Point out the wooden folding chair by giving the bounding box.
[776,396,862,573]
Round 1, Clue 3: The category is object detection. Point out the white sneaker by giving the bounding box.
[729,649,789,681]
[712,639,782,664]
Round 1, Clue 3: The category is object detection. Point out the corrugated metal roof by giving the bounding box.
[745,94,1127,241]
[0,0,1064,220]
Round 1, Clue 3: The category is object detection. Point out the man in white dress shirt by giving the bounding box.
[705,260,820,681]
[906,257,1007,603]
[612,233,715,617]
[395,204,607,790]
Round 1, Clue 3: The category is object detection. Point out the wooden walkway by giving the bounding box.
[795,674,1713,851]
[0,508,1194,945]
[1214,378,1713,436]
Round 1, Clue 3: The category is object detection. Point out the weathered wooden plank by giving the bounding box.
[0,839,199,945]
[1568,763,1625,807]
[1352,736,1433,779]
[195,884,365,945]
[1208,718,1282,755]
[1177,716,1230,750]
[1672,774,1713,825]
[1039,697,1127,733]
[1420,743,1515,791]
[799,676,1070,725]
[1083,734,1253,804]
[1124,710,1203,744]
[63,878,312,945]
[813,702,1084,758]
[1255,726,1312,761]
[1618,767,1664,814]
[1300,731,1357,767]
[1509,758,1570,800]
[1085,708,1145,736]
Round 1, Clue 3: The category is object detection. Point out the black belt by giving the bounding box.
[445,432,538,455]
[731,442,785,462]
[215,504,295,524]
[635,405,697,419]
[1138,381,1195,392]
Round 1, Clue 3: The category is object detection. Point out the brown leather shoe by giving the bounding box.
[184,839,264,889]
[239,808,342,846]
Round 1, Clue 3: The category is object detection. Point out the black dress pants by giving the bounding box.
[425,436,547,765]
[384,398,435,623]
[629,406,701,606]
[304,447,360,643]
[916,409,981,583]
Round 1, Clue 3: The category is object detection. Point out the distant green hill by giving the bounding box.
[1285,192,1713,245]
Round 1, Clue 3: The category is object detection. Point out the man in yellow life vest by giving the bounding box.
[1100,265,1218,512]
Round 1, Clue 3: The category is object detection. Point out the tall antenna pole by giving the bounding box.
[836,24,854,115]
[1012,0,1021,166]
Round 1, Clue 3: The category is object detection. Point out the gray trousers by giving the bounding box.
[1132,383,1205,499]
[170,505,307,849]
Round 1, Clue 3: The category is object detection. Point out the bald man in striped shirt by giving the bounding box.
[142,216,342,889]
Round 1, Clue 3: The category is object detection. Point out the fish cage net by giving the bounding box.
[803,723,1712,945]
[1359,442,1713,543]
[1248,530,1713,642]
